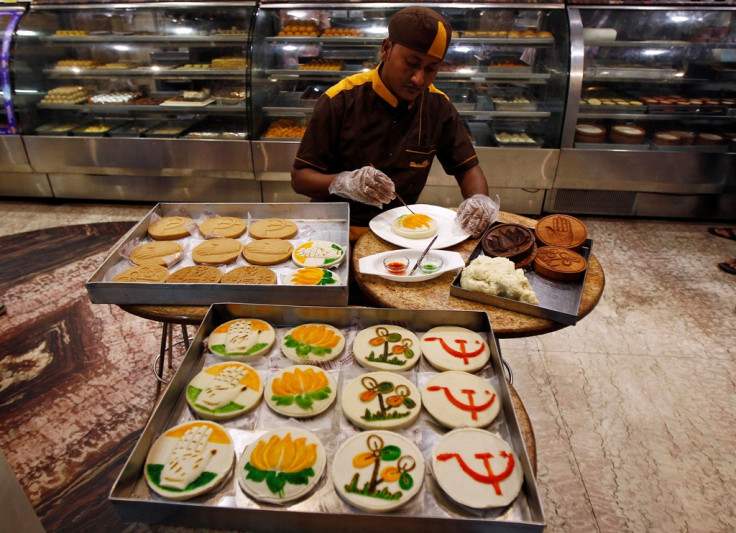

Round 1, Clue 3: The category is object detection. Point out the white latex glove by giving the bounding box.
[456,194,500,238]
[328,166,395,208]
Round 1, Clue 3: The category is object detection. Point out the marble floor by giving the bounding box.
[0,199,735,532]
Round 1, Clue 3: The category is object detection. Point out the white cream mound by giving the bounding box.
[432,428,523,509]
[391,213,438,239]
[460,256,539,305]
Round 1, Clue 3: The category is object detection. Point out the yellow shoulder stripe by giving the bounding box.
[325,70,374,99]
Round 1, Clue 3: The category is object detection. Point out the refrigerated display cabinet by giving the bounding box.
[553,5,736,218]
[10,2,260,201]
[251,2,570,214]
[1,4,51,197]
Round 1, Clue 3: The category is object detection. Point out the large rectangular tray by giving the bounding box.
[450,226,593,325]
[110,303,545,532]
[86,203,350,306]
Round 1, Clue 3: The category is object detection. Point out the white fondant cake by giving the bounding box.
[422,371,500,429]
[292,240,346,268]
[145,420,235,500]
[420,326,490,372]
[352,325,421,371]
[237,427,326,504]
[432,428,523,509]
[341,371,421,430]
[332,430,424,512]
[265,365,336,418]
[186,362,263,420]
[391,213,438,239]
[208,318,276,359]
[280,323,345,363]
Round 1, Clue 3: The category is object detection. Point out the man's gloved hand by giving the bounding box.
[328,166,395,208]
[456,194,500,238]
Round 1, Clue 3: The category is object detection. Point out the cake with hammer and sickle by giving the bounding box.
[420,326,490,372]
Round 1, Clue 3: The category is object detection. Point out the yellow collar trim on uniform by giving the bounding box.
[372,65,398,107]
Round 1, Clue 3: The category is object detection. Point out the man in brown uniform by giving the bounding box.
[291,6,497,240]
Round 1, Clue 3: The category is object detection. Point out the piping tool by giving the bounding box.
[409,235,438,276]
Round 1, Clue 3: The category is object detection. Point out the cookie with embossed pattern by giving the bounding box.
[168,265,222,283]
[147,216,194,240]
[130,241,183,267]
[192,238,242,265]
[242,239,294,266]
[112,264,170,283]
[221,265,277,284]
[248,218,298,240]
[199,216,247,239]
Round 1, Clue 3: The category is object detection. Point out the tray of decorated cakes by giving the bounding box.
[86,202,350,306]
[450,215,593,325]
[109,303,545,531]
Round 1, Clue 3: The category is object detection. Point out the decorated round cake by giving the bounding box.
[237,427,326,504]
[332,430,424,512]
[208,318,276,359]
[341,371,421,430]
[431,428,523,509]
[147,216,194,240]
[265,365,336,418]
[145,420,235,500]
[285,267,341,286]
[422,371,500,428]
[280,323,345,363]
[292,241,346,268]
[420,326,490,372]
[535,214,587,250]
[186,361,263,420]
[352,325,421,371]
[391,213,438,239]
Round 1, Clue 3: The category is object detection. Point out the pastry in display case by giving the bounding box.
[11,4,253,139]
[251,4,569,149]
[569,7,736,153]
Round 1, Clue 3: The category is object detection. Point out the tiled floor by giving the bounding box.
[1,199,735,532]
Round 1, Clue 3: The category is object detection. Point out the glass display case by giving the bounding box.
[10,2,259,201]
[553,6,735,218]
[251,2,570,214]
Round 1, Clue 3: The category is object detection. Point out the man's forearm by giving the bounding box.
[455,165,489,199]
[291,167,339,199]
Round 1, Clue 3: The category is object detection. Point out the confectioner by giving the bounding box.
[0,1,734,532]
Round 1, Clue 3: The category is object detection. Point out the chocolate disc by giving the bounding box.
[535,215,587,250]
[533,246,587,281]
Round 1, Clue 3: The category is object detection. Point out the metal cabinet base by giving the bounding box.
[545,188,736,220]
[0,172,53,198]
[48,173,261,203]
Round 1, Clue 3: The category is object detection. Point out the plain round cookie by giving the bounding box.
[249,218,298,240]
[280,323,345,363]
[242,239,294,266]
[168,265,223,283]
[144,420,234,501]
[192,238,242,265]
[431,428,523,509]
[340,371,421,430]
[221,265,277,284]
[422,371,500,429]
[199,216,247,238]
[147,216,194,240]
[332,430,424,512]
[186,362,263,420]
[420,326,490,372]
[237,427,326,504]
[129,241,183,267]
[265,365,336,418]
[208,318,276,359]
[391,213,438,239]
[112,264,169,283]
[352,324,421,371]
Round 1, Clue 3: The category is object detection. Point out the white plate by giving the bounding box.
[369,204,470,250]
[358,249,465,282]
